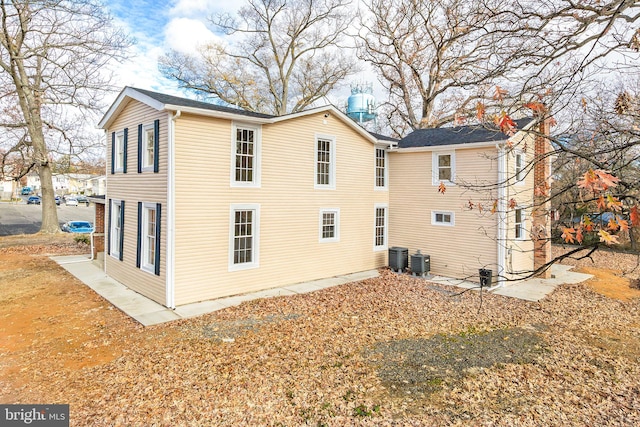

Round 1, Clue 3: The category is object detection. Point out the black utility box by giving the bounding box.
[389,247,408,272]
[479,268,493,287]
[411,251,430,276]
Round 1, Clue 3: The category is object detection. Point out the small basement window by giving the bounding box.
[432,210,454,226]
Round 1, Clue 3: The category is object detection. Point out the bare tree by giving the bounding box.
[159,0,358,116]
[0,0,129,233]
[358,0,640,136]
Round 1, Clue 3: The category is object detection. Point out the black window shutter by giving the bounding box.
[119,200,125,261]
[137,124,143,173]
[136,202,142,268]
[107,199,112,255]
[123,128,128,174]
[154,203,161,275]
[153,119,160,173]
[110,133,115,174]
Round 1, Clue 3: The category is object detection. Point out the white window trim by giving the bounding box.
[319,208,340,243]
[140,202,157,274]
[314,134,336,190]
[432,150,456,186]
[514,150,525,186]
[114,131,125,172]
[228,203,260,271]
[432,210,455,227]
[374,203,388,251]
[515,207,526,240]
[374,147,388,190]
[230,122,262,188]
[110,200,122,259]
[142,123,155,172]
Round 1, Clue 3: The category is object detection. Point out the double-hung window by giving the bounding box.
[315,135,335,189]
[109,200,124,260]
[374,205,388,249]
[375,148,387,189]
[138,120,159,173]
[137,202,161,275]
[432,151,455,185]
[232,124,261,187]
[515,208,525,240]
[319,209,340,242]
[229,204,260,271]
[515,151,525,184]
[112,129,127,173]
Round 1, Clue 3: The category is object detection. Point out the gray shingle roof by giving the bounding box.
[132,87,275,119]
[369,131,399,143]
[398,117,533,149]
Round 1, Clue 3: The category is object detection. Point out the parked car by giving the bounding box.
[76,195,89,206]
[61,221,94,233]
[66,197,78,206]
[27,196,41,205]
[55,196,61,205]
[21,186,33,195]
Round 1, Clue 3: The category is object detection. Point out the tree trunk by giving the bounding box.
[38,163,60,234]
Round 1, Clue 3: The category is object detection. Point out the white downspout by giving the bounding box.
[496,143,507,287]
[166,110,180,309]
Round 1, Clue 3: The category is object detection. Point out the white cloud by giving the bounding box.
[169,0,236,18]
[164,17,221,54]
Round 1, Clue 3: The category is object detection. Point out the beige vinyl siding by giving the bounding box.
[105,100,168,305]
[503,132,536,279]
[389,147,499,281]
[172,112,387,305]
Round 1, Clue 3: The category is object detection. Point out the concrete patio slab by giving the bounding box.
[492,264,593,302]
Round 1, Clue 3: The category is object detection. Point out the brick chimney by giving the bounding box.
[532,118,552,278]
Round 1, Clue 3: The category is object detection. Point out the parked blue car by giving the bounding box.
[27,196,41,204]
[61,221,94,233]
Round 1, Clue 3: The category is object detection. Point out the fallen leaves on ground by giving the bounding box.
[1,236,640,426]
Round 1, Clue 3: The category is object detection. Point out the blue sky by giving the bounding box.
[105,0,234,97]
[103,0,376,108]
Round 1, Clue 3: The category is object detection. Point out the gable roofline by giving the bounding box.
[98,87,390,145]
[98,87,275,129]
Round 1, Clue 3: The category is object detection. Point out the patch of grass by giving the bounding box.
[73,234,90,245]
[366,327,546,397]
[353,404,380,417]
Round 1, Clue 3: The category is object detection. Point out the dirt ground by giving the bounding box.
[1,235,639,426]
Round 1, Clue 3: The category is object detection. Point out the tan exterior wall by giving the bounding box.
[503,132,536,279]
[105,101,168,305]
[172,111,388,305]
[388,147,501,282]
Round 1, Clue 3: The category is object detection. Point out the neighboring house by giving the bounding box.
[26,172,97,195]
[98,87,395,308]
[389,118,552,285]
[86,175,106,196]
[1,178,16,200]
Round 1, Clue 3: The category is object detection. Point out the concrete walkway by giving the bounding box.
[51,255,379,326]
[426,264,593,302]
[52,255,592,326]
